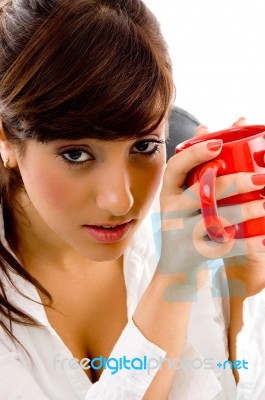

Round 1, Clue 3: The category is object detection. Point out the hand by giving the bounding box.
[193,117,265,297]
[157,120,265,300]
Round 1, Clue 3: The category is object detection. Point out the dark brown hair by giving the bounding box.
[0,0,174,339]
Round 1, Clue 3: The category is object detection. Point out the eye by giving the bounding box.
[61,149,92,163]
[131,140,165,156]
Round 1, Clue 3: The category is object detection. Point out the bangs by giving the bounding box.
[28,82,172,143]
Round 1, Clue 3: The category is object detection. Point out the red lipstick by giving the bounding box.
[83,221,132,243]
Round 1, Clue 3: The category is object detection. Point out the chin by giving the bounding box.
[77,241,128,263]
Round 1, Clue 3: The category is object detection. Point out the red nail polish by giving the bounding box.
[252,174,265,186]
[207,140,222,151]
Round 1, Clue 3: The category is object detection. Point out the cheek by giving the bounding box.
[21,163,78,211]
[37,175,68,207]
[133,156,166,208]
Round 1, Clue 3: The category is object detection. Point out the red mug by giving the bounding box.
[175,125,265,243]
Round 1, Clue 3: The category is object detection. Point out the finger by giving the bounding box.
[218,199,265,227]
[161,139,223,198]
[192,219,265,261]
[195,125,210,137]
[175,172,265,213]
[224,235,265,258]
[158,211,265,273]
[231,117,246,127]
[215,172,265,200]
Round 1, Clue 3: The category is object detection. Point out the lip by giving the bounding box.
[82,220,133,243]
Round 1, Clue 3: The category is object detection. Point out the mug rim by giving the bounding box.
[175,124,265,152]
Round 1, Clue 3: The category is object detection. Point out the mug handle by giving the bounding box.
[199,160,235,243]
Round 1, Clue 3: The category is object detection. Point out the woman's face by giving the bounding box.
[14,123,166,262]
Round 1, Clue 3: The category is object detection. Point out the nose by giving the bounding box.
[95,163,134,216]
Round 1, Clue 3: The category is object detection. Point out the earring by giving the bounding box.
[3,157,10,169]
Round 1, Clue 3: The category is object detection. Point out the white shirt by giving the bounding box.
[199,260,265,400]
[236,288,265,399]
[0,204,222,400]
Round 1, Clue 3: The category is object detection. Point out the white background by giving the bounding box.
[144,0,265,131]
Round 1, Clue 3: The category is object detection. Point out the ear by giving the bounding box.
[0,120,18,168]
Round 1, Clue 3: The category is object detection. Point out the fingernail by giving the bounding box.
[207,139,223,151]
[252,174,265,186]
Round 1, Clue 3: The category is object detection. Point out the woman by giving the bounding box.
[0,1,264,399]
